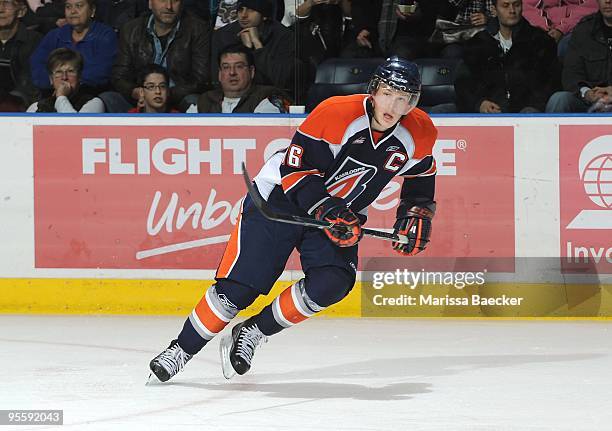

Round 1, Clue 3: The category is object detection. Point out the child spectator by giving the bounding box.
[128,64,178,113]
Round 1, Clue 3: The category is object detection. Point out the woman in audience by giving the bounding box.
[29,0,116,95]
[27,48,105,112]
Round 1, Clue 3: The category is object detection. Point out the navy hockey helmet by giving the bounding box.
[367,57,421,116]
[367,56,421,95]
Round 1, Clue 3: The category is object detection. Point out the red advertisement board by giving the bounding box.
[34,124,515,270]
[560,126,612,274]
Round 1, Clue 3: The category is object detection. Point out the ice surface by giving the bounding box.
[1,315,610,430]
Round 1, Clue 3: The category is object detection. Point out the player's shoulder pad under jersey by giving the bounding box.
[298,94,368,145]
[400,107,438,153]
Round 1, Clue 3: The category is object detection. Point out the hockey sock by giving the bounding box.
[251,266,355,336]
[177,281,258,354]
[251,279,326,336]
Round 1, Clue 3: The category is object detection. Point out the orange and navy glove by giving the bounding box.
[392,203,435,256]
[315,197,362,247]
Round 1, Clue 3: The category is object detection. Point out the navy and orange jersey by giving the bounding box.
[254,94,438,219]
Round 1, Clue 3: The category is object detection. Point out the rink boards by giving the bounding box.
[0,114,611,318]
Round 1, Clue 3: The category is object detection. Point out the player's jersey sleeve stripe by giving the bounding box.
[281,169,323,193]
[307,196,331,215]
[398,155,437,177]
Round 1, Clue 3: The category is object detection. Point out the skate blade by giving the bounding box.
[145,372,163,385]
[219,334,236,380]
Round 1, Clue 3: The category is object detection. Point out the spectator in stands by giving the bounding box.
[454,0,560,113]
[522,0,598,57]
[341,0,438,59]
[188,43,290,113]
[546,0,612,112]
[30,0,116,95]
[212,0,283,29]
[95,0,148,34]
[26,0,65,34]
[285,0,351,64]
[211,0,295,91]
[103,0,210,112]
[27,47,105,111]
[128,63,178,112]
[433,0,496,58]
[0,0,42,110]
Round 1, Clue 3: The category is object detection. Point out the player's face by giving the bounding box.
[141,73,169,112]
[219,52,254,97]
[237,6,262,28]
[371,83,418,130]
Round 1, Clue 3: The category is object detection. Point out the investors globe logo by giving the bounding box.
[567,136,612,229]
[582,153,612,209]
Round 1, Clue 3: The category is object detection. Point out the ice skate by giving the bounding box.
[149,339,193,382]
[220,319,268,379]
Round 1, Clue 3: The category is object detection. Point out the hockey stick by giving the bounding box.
[241,163,409,244]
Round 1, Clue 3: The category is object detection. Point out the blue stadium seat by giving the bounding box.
[413,57,461,112]
[306,57,460,113]
[305,58,384,112]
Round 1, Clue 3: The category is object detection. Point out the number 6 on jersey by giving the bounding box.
[285,144,304,168]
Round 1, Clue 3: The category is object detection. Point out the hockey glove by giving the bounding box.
[392,204,435,256]
[315,197,362,247]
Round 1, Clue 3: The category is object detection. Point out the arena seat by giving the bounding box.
[306,57,461,113]
[413,57,461,112]
[305,58,384,112]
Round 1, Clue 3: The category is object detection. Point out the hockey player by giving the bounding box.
[149,56,438,382]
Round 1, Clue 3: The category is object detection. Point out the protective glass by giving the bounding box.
[372,83,420,116]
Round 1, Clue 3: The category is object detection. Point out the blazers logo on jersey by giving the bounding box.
[325,157,377,203]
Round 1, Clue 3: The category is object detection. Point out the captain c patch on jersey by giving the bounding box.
[325,157,377,204]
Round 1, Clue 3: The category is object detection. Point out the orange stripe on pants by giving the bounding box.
[217,206,242,279]
[194,293,228,335]
[278,286,310,325]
